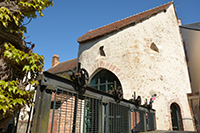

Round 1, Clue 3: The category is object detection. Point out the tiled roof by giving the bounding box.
[180,22,200,31]
[47,58,77,74]
[77,2,173,43]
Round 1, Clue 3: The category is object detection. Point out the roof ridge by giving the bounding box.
[58,58,77,65]
[78,1,173,43]
[48,58,77,70]
[88,1,173,33]
[182,21,200,26]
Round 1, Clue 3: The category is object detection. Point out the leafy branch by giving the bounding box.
[0,0,53,126]
[0,43,44,116]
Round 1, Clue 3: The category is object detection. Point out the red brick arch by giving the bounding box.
[167,98,185,130]
[89,60,126,82]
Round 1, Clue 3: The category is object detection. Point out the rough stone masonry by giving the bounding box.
[78,3,194,131]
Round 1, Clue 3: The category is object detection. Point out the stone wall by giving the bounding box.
[78,4,194,131]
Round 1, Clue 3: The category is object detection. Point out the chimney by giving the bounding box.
[51,54,59,67]
[41,67,45,74]
[178,18,182,26]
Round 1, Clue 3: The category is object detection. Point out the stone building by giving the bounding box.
[180,22,200,131]
[48,2,195,131]
[77,2,194,131]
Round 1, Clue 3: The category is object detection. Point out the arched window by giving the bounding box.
[170,103,183,131]
[89,69,121,92]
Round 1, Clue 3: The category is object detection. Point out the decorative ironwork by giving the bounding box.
[129,92,156,109]
[108,81,123,102]
[31,71,156,133]
[148,94,157,109]
[129,92,142,107]
[69,62,89,88]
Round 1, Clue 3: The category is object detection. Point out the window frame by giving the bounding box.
[89,69,121,92]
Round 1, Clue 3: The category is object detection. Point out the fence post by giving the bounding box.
[143,110,147,132]
[31,85,52,133]
[72,95,78,133]
[154,111,156,130]
[128,109,132,133]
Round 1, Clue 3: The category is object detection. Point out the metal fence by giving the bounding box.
[31,72,156,133]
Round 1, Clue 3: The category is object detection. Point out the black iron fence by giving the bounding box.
[31,72,156,133]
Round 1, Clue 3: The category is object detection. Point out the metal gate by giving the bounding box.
[31,72,156,133]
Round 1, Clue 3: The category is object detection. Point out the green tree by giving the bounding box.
[0,0,53,127]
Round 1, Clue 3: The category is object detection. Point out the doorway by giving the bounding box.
[170,103,183,130]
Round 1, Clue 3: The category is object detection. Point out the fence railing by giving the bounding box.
[31,72,156,133]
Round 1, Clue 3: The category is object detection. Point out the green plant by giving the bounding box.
[0,0,53,127]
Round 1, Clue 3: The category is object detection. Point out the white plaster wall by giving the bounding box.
[78,5,194,131]
[181,28,200,93]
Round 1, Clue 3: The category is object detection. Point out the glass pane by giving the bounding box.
[100,70,106,83]
[107,71,116,83]
[89,69,122,92]
[100,85,106,91]
[90,75,98,85]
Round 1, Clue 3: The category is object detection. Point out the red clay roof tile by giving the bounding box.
[77,2,173,43]
[47,58,77,73]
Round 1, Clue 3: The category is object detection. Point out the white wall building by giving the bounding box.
[77,2,194,131]
[180,22,200,131]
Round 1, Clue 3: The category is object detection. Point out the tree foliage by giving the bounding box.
[0,0,53,126]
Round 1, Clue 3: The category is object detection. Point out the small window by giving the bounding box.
[99,46,106,56]
[150,42,159,53]
[89,69,121,92]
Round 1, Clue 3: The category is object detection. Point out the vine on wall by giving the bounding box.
[0,0,53,127]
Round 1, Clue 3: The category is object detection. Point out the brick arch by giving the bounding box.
[167,98,185,130]
[89,60,126,82]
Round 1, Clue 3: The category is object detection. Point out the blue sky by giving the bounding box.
[25,0,200,70]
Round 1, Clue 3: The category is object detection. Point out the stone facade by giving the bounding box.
[78,3,194,131]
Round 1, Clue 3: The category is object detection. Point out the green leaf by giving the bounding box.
[1,106,7,113]
[0,0,50,115]
[12,100,17,106]
[30,80,39,85]
[4,50,12,58]
[0,80,5,85]
[2,21,7,27]
[16,99,23,105]
[3,43,9,49]
[22,65,30,72]
[0,94,6,99]
[5,14,11,21]
[31,64,37,71]
[8,86,13,92]
[13,86,18,94]
[3,82,8,89]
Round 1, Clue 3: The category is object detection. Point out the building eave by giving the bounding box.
[77,2,174,44]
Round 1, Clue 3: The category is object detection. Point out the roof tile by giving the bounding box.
[47,58,77,73]
[77,2,173,43]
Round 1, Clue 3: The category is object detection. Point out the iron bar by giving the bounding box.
[31,71,156,133]
[50,88,57,133]
[63,91,68,133]
[72,94,78,133]
[57,90,63,133]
